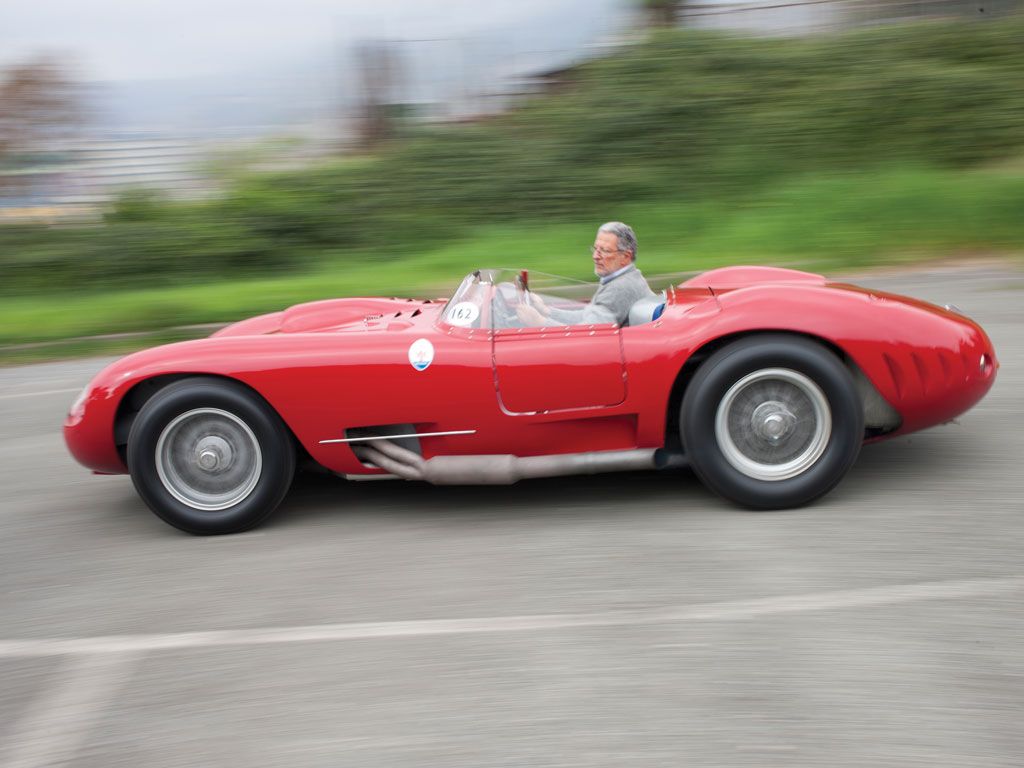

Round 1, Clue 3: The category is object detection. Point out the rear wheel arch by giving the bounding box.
[664,329,885,445]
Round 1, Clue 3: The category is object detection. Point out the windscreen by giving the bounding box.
[441,269,606,330]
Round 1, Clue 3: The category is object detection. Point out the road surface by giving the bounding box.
[1,263,1021,767]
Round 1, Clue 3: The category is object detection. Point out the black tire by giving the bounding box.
[680,334,863,509]
[127,377,296,534]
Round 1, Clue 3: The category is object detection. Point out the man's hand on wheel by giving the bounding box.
[515,304,547,326]
[528,293,548,313]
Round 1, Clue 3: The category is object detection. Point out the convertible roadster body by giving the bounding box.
[65,266,997,534]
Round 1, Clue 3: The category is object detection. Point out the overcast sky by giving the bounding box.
[1,0,629,82]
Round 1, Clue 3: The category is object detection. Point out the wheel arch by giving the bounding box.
[113,373,310,466]
[663,329,900,446]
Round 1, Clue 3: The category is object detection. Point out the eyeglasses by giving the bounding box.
[590,246,624,256]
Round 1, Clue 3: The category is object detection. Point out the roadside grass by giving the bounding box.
[3,165,1023,351]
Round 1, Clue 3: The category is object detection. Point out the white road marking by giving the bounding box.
[0,575,1018,659]
[0,387,80,401]
[0,651,139,768]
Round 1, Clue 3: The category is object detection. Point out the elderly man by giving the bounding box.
[516,221,655,327]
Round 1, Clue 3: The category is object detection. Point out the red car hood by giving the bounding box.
[213,297,442,337]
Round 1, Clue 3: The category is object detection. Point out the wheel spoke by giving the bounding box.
[155,408,262,511]
[715,368,831,482]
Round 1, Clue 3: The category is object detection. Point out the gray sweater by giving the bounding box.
[546,265,655,326]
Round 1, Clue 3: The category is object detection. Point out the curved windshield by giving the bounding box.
[441,269,607,330]
[440,270,491,329]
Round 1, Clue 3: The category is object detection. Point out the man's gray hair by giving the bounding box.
[598,221,638,260]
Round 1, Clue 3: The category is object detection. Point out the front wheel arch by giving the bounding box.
[114,373,305,464]
[125,376,298,534]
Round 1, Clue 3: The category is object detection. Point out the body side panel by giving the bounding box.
[65,279,997,477]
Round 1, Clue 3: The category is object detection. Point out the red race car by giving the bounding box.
[65,266,997,534]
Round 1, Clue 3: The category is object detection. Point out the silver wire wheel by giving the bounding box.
[714,368,832,482]
[155,407,263,511]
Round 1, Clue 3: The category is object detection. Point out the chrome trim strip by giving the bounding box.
[319,429,476,445]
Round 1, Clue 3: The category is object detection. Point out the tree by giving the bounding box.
[352,40,405,150]
[0,57,82,201]
[641,0,680,28]
[0,56,81,165]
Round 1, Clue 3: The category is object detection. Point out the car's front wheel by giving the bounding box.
[127,378,295,534]
[681,334,863,509]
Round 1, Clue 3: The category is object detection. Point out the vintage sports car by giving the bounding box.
[65,266,997,534]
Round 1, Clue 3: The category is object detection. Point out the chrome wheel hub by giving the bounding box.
[195,435,232,471]
[155,408,262,511]
[751,401,797,442]
[715,368,831,482]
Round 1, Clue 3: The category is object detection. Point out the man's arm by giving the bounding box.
[517,291,616,326]
[545,301,616,326]
[545,278,643,326]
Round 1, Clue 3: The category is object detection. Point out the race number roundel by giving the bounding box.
[447,301,479,327]
[408,338,435,371]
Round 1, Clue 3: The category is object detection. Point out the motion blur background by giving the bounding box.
[2,0,1023,357]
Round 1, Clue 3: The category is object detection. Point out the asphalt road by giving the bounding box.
[1,263,1022,767]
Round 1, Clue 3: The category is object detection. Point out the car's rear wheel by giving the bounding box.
[681,334,863,509]
[127,378,295,534]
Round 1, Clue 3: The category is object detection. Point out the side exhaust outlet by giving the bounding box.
[352,440,660,485]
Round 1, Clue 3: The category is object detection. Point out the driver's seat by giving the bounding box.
[627,294,666,326]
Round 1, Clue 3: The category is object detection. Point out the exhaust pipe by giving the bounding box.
[352,440,660,485]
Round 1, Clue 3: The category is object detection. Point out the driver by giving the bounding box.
[516,221,655,327]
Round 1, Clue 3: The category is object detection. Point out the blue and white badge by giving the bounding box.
[408,338,434,371]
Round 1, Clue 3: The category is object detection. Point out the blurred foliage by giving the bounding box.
[3,167,1024,346]
[3,17,1024,299]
